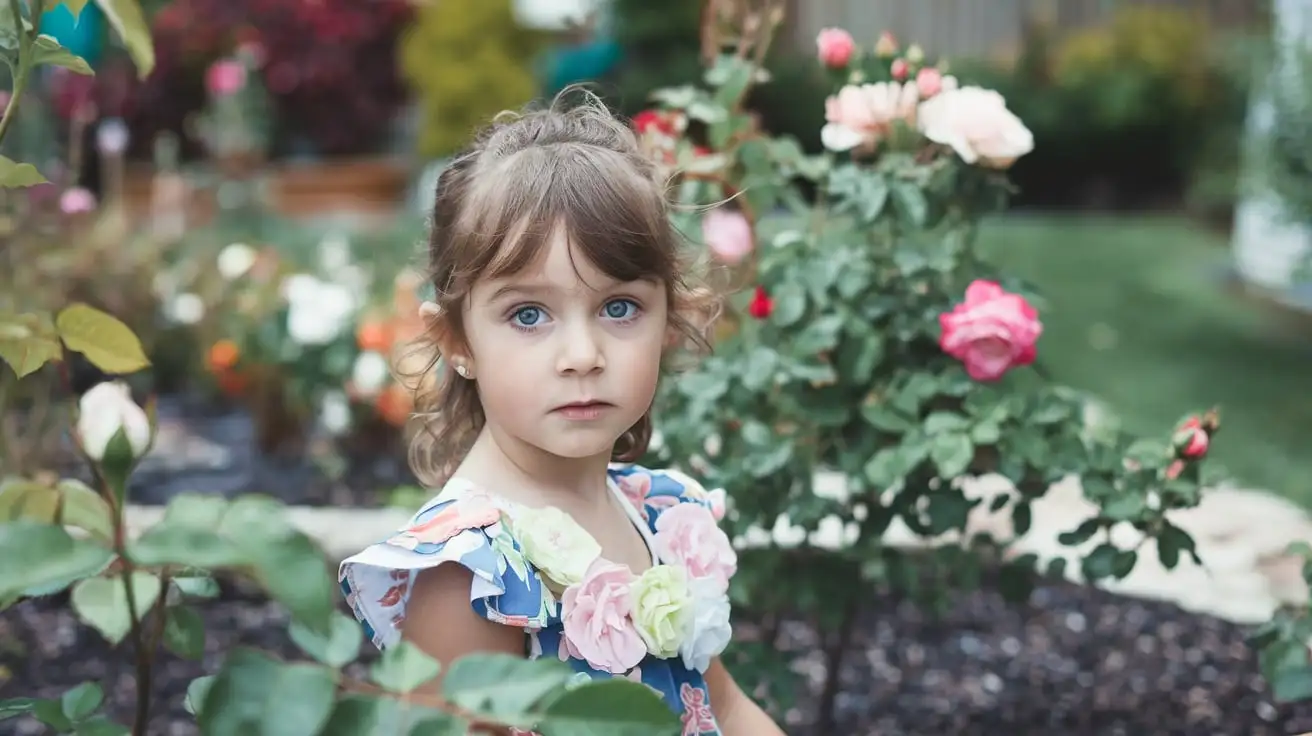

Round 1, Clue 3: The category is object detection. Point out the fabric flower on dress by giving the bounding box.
[511,506,603,592]
[630,565,693,658]
[652,503,738,594]
[679,575,733,673]
[560,559,647,674]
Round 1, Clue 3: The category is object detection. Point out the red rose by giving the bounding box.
[747,286,773,320]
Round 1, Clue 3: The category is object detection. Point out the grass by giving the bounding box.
[977,213,1312,504]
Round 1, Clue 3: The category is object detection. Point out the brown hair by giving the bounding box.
[400,89,718,487]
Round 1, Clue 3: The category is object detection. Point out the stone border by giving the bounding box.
[123,470,1312,628]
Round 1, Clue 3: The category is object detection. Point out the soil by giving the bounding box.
[4,569,1312,736]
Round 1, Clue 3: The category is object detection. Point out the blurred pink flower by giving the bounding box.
[59,187,98,215]
[205,59,247,97]
[702,208,754,265]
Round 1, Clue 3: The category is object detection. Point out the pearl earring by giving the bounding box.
[454,364,470,378]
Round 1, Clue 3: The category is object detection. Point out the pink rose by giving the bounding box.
[917,86,1034,169]
[916,67,944,98]
[874,31,898,57]
[560,559,646,674]
[652,503,737,594]
[1173,417,1210,458]
[816,28,855,68]
[891,58,909,81]
[702,208,754,265]
[821,82,920,152]
[938,280,1042,382]
[206,59,247,98]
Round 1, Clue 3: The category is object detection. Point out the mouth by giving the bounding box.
[552,401,615,420]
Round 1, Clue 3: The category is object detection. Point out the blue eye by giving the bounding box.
[603,299,639,321]
[512,306,544,327]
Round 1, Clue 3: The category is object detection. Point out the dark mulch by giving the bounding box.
[4,567,1311,736]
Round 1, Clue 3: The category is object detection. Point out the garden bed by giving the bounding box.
[3,568,1309,735]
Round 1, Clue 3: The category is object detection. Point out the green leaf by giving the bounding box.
[244,531,337,635]
[930,433,974,478]
[923,412,969,434]
[970,420,1001,444]
[61,681,103,721]
[0,156,49,188]
[56,303,151,375]
[1081,543,1120,581]
[1272,666,1312,703]
[769,282,807,327]
[92,0,155,77]
[34,700,73,730]
[172,573,220,598]
[0,697,37,721]
[890,180,928,227]
[259,663,338,736]
[0,479,59,523]
[56,479,115,543]
[538,679,680,735]
[163,605,206,660]
[0,521,114,600]
[184,676,214,716]
[32,35,94,75]
[861,401,915,433]
[1111,549,1137,579]
[289,610,362,668]
[72,715,129,735]
[0,312,63,377]
[444,652,572,722]
[863,447,905,488]
[371,641,442,694]
[1156,521,1197,570]
[1056,519,1100,547]
[70,571,161,645]
[407,713,468,735]
[1099,493,1145,522]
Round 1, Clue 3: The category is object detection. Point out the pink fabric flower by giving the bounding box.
[206,59,247,97]
[652,504,737,594]
[702,208,754,265]
[938,280,1042,382]
[815,27,855,68]
[561,559,646,674]
[679,683,717,735]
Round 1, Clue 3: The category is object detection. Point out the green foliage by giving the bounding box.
[639,32,1221,710]
[399,0,543,159]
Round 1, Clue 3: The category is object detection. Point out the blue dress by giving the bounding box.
[339,464,732,735]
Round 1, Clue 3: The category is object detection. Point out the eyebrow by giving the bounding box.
[487,277,658,303]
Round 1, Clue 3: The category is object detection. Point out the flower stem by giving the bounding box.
[0,0,44,150]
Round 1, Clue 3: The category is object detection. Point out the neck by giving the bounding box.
[461,425,613,505]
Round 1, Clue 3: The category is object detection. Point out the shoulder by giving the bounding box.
[608,463,727,524]
[339,481,553,650]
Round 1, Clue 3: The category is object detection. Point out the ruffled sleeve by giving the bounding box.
[338,487,555,650]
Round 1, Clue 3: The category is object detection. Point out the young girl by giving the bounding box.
[338,94,785,735]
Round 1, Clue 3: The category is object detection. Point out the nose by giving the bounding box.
[555,319,605,376]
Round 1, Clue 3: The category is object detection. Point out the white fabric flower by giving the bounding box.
[77,381,151,461]
[917,86,1034,169]
[678,575,733,673]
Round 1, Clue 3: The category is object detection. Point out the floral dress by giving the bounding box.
[339,464,735,736]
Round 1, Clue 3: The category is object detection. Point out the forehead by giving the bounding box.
[478,224,634,299]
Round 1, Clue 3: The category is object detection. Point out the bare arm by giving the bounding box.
[704,656,786,736]
[402,563,527,733]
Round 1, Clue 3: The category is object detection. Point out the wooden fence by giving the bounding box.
[786,0,1267,61]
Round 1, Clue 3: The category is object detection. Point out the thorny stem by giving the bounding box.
[0,0,43,149]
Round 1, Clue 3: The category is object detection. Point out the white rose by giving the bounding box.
[916,85,1033,169]
[679,576,733,673]
[77,381,152,461]
[319,390,352,436]
[286,279,357,346]
[351,351,391,396]
[165,293,205,325]
[217,243,257,280]
[510,506,602,591]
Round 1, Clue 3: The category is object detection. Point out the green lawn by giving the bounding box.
[977,213,1312,504]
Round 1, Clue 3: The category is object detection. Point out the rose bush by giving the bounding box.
[0,4,678,734]
[632,2,1241,725]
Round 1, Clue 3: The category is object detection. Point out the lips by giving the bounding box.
[552,400,615,420]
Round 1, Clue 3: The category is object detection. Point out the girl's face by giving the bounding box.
[458,226,668,462]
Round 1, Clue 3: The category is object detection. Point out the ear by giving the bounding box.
[421,300,473,368]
